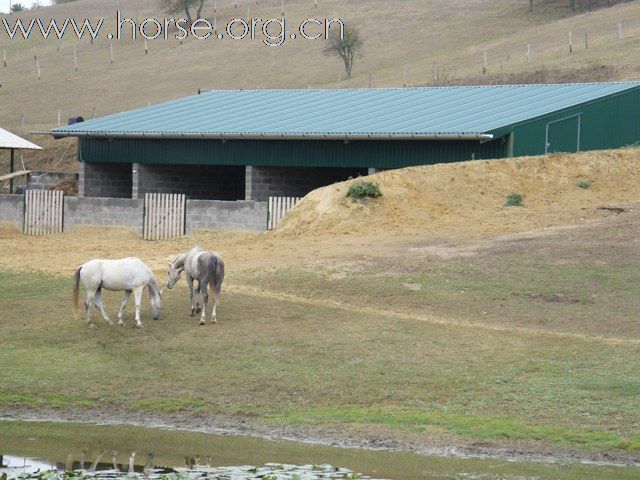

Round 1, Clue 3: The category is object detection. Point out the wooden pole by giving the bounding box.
[73,43,78,71]
[144,39,148,54]
[402,64,407,87]
[482,51,487,74]
[617,22,622,41]
[569,31,573,53]
[36,58,41,79]
[9,149,15,194]
[584,32,589,49]
[110,41,114,63]
[526,44,532,64]
[3,49,6,67]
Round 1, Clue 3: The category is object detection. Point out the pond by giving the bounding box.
[1,421,639,479]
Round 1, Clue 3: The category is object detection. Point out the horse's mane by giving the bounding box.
[171,252,188,268]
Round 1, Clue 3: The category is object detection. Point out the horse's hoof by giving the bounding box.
[190,311,195,317]
[117,322,124,327]
[135,324,142,329]
[198,321,206,326]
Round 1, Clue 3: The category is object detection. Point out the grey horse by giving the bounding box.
[167,246,225,325]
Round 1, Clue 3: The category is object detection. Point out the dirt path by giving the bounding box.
[228,284,640,347]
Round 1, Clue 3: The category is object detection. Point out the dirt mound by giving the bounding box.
[274,149,640,239]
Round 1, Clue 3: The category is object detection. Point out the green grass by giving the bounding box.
[505,192,524,206]
[277,406,640,451]
[346,182,382,200]
[1,256,640,453]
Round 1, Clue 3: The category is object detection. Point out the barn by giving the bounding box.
[50,82,640,201]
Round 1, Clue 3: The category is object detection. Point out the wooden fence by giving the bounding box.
[267,196,301,230]
[23,189,64,235]
[143,193,186,240]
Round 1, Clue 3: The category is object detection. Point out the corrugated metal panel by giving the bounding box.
[53,83,640,140]
[0,127,42,150]
[79,136,507,169]
[511,87,640,156]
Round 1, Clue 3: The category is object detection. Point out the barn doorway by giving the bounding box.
[545,114,581,153]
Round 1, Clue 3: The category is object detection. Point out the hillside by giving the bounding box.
[0,0,639,175]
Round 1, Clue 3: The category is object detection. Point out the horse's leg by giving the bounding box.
[187,275,196,316]
[84,289,96,328]
[195,279,202,313]
[199,281,208,326]
[133,286,144,328]
[117,290,132,326]
[211,297,218,324]
[94,287,113,325]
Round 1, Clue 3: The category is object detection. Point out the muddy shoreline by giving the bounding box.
[1,407,639,468]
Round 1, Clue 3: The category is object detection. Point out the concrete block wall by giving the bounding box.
[0,194,24,229]
[27,172,78,191]
[186,200,267,232]
[65,197,144,235]
[136,164,245,200]
[245,166,368,201]
[82,162,132,198]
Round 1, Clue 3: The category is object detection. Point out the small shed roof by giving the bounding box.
[51,82,640,141]
[0,127,42,150]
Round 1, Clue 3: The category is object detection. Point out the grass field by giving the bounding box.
[1,205,639,454]
[1,0,640,176]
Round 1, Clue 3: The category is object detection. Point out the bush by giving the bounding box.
[578,179,591,189]
[505,193,524,207]
[346,182,382,200]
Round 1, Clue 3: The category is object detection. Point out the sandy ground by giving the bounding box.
[1,149,639,279]
[276,149,640,238]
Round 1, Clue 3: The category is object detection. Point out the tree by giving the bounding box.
[160,0,207,24]
[323,24,361,78]
[10,3,26,12]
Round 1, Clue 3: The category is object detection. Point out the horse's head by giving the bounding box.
[166,260,183,289]
[151,287,163,320]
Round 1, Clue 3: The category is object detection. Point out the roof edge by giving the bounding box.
[51,131,493,141]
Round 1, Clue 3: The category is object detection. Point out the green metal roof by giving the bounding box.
[51,82,640,141]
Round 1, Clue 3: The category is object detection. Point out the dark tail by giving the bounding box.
[72,266,82,310]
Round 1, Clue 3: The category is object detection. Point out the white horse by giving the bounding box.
[166,246,225,325]
[72,257,162,328]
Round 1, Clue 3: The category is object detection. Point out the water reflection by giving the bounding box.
[1,421,639,480]
[0,452,371,479]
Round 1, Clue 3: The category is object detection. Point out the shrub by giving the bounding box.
[578,179,591,189]
[505,193,524,207]
[346,182,382,200]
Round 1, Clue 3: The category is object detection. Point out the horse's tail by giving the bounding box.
[72,266,82,310]
[207,255,221,306]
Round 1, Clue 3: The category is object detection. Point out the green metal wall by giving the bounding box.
[490,88,640,157]
[78,136,508,169]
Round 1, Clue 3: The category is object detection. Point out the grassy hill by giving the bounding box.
[0,0,639,176]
